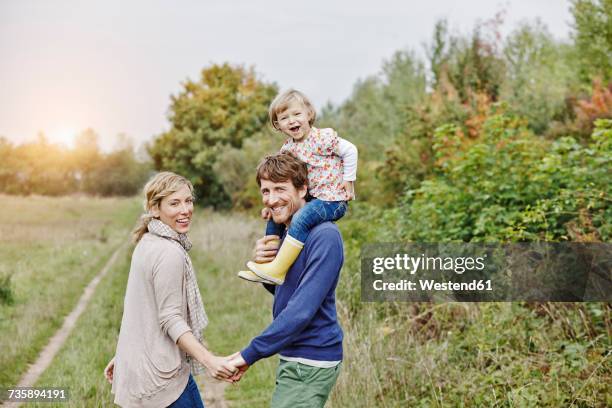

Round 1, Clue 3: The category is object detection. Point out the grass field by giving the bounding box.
[0,194,141,388]
[2,195,610,407]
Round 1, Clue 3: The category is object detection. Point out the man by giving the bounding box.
[231,152,344,407]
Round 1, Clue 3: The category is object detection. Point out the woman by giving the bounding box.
[104,172,237,407]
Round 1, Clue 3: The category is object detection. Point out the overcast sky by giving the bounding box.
[0,0,573,149]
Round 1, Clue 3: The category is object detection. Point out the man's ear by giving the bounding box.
[298,185,308,199]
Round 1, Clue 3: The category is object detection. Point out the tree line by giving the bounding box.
[0,129,149,196]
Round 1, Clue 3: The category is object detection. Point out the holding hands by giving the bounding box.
[204,352,248,384]
[104,353,249,385]
[226,352,249,383]
[203,353,241,383]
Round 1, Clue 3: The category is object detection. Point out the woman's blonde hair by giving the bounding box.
[268,89,317,131]
[132,171,194,243]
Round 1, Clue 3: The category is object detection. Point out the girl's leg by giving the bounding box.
[238,219,283,284]
[266,219,286,238]
[238,218,286,285]
[287,200,347,242]
[247,200,347,284]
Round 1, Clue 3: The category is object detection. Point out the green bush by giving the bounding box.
[398,114,611,242]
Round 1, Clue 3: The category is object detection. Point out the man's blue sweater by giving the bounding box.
[241,222,344,366]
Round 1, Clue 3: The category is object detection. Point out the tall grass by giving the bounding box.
[327,204,612,407]
[31,245,132,407]
[0,272,14,305]
[0,195,141,388]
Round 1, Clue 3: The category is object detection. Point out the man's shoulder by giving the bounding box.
[306,222,343,245]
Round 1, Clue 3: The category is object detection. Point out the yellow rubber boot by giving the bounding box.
[247,235,304,285]
[237,269,275,284]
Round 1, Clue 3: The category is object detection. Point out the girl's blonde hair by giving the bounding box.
[268,89,317,131]
[132,171,194,243]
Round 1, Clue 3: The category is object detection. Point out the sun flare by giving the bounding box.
[50,126,77,146]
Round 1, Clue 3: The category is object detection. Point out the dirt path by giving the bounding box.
[201,373,230,408]
[1,240,231,408]
[1,244,125,408]
[199,340,230,408]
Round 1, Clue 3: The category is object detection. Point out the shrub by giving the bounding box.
[398,114,611,242]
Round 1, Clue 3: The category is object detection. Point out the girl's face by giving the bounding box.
[276,100,312,141]
[152,185,194,234]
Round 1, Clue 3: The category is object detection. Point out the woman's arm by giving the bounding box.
[176,331,237,381]
[152,247,237,381]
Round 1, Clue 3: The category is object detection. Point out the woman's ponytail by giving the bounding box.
[132,213,155,243]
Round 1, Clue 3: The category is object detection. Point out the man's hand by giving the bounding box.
[203,354,240,383]
[253,235,280,263]
[341,180,355,200]
[261,207,272,220]
[103,356,115,384]
[226,352,249,383]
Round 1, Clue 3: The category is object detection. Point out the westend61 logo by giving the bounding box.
[361,243,612,302]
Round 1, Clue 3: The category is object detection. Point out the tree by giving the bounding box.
[571,0,612,85]
[16,133,75,195]
[72,128,102,191]
[501,21,576,134]
[86,135,150,197]
[148,63,278,208]
[425,17,506,104]
[0,137,19,193]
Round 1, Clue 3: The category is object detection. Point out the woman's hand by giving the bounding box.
[203,354,239,382]
[252,235,280,263]
[177,332,238,383]
[104,356,115,384]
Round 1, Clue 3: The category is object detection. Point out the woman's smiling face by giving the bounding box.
[152,185,194,234]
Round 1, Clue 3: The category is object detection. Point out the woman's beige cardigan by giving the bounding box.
[112,233,193,408]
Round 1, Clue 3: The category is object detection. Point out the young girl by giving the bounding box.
[239,89,358,285]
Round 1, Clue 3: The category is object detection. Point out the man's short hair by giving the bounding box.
[268,89,317,131]
[256,152,309,190]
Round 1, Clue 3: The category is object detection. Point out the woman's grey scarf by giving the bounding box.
[147,218,208,375]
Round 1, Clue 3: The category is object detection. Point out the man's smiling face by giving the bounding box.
[260,178,307,226]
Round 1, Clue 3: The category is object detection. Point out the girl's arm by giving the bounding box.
[337,137,358,199]
[337,137,358,181]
